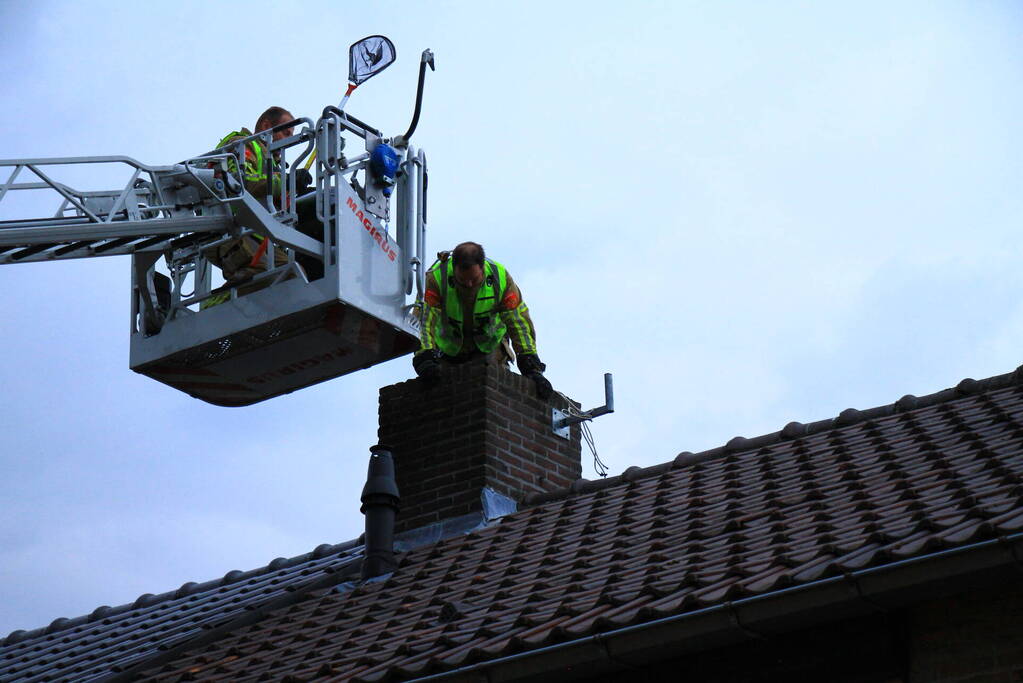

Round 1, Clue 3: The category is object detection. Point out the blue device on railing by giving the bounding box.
[370,143,400,196]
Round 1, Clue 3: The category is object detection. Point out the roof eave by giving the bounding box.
[403,531,1023,683]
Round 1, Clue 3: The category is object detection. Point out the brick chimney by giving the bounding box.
[378,358,582,533]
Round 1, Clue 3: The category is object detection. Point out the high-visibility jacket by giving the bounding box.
[203,128,288,279]
[216,128,281,199]
[420,257,538,357]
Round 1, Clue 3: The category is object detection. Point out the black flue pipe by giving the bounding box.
[360,444,401,578]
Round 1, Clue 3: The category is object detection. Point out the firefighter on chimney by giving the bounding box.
[413,242,553,399]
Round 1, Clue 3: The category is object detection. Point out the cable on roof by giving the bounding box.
[555,390,609,477]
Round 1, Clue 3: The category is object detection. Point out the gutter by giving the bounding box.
[405,531,1023,683]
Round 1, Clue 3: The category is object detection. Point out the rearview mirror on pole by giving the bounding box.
[305,35,398,170]
[349,35,396,85]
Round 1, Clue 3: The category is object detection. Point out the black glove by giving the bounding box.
[294,168,313,195]
[517,354,546,375]
[517,354,552,400]
[413,351,442,383]
[530,373,553,400]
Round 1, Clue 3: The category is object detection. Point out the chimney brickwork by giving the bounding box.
[378,358,582,533]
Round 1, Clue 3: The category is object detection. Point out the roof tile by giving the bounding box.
[12,371,1023,681]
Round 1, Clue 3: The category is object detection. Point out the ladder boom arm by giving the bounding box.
[0,155,250,264]
[0,215,233,247]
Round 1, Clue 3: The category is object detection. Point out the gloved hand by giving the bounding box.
[294,168,313,195]
[517,354,546,375]
[413,350,442,384]
[517,354,553,400]
[530,373,553,400]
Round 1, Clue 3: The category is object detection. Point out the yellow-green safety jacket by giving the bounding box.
[216,128,282,199]
[420,258,537,357]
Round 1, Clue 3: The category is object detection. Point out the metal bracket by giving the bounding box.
[552,407,572,439]
[552,373,615,439]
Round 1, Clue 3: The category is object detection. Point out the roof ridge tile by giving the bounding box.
[3,537,363,646]
[517,368,1023,511]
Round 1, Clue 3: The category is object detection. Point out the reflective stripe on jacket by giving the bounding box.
[216,128,280,197]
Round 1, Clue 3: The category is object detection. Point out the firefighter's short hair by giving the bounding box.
[256,106,292,132]
[452,242,485,269]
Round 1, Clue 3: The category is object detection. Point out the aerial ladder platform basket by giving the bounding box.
[0,37,432,406]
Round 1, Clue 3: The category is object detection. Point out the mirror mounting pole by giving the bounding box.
[394,49,435,148]
[337,83,358,112]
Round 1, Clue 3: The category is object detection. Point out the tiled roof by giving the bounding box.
[0,540,366,682]
[7,370,1023,682]
[127,371,1023,681]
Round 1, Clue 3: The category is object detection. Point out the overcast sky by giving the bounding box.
[1,0,1021,636]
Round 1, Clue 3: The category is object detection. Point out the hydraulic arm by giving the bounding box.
[0,156,235,265]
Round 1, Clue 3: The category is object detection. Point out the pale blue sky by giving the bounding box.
[1,0,1021,635]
